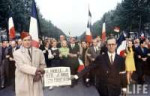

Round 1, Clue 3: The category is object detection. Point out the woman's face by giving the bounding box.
[52,41,57,47]
[128,41,133,48]
[62,41,67,47]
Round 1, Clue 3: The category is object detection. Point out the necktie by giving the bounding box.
[71,44,74,49]
[110,55,113,64]
[28,49,32,60]
[95,48,97,53]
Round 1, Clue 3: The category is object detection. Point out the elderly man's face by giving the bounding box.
[11,41,16,48]
[2,41,8,47]
[92,39,98,46]
[106,39,117,53]
[22,36,32,48]
[60,35,65,41]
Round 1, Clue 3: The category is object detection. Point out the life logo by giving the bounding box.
[127,84,150,95]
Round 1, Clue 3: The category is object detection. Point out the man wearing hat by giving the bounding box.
[13,32,46,96]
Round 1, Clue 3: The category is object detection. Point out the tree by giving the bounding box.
[0,0,65,39]
[90,0,150,38]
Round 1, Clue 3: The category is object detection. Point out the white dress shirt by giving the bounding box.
[107,52,116,64]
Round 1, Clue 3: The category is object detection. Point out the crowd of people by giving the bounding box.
[0,32,150,96]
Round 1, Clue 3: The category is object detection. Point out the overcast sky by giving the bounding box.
[36,0,121,36]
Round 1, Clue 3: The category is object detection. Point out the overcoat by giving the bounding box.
[13,46,46,96]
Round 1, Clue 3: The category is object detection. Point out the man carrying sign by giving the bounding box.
[13,32,46,96]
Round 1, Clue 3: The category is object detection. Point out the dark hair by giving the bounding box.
[81,40,86,43]
[44,41,49,46]
[140,39,146,45]
[106,37,116,44]
[127,39,133,52]
[2,40,8,43]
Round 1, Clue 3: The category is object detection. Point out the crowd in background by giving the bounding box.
[0,34,150,90]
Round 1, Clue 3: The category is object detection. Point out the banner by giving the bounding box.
[44,67,71,87]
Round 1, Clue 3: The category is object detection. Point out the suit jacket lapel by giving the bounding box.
[113,54,119,67]
[104,53,111,68]
[31,47,38,67]
[21,47,32,62]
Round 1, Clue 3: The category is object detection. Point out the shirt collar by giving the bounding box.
[107,52,116,58]
[107,52,116,62]
[108,51,116,55]
[51,47,57,50]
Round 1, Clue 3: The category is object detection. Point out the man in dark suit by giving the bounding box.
[135,39,149,84]
[68,37,80,75]
[0,40,9,89]
[87,39,101,86]
[87,39,101,62]
[73,37,126,96]
[68,37,80,87]
[7,40,19,86]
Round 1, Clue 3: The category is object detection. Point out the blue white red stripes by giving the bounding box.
[29,0,39,48]
[86,8,92,43]
[101,22,106,42]
[117,32,127,57]
[8,17,15,40]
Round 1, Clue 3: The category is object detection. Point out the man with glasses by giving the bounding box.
[73,37,126,96]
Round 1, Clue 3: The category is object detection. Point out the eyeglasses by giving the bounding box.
[107,44,116,46]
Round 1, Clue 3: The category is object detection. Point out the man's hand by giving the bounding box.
[43,50,46,53]
[6,55,10,58]
[35,68,45,75]
[71,75,79,80]
[138,55,141,59]
[9,57,14,61]
[121,88,127,96]
[33,75,41,82]
[142,58,147,61]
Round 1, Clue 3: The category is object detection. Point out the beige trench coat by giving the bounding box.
[13,46,46,96]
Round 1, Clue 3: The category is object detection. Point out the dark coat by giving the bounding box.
[68,43,80,75]
[0,46,10,86]
[7,46,19,79]
[87,46,100,62]
[40,47,51,67]
[135,46,149,60]
[135,46,149,76]
[78,53,126,96]
[50,48,60,67]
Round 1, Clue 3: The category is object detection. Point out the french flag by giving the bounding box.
[140,32,145,39]
[77,58,85,72]
[117,32,127,57]
[86,9,92,43]
[29,0,39,48]
[8,17,15,40]
[101,22,106,42]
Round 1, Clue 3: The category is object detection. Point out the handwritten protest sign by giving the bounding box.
[44,67,71,87]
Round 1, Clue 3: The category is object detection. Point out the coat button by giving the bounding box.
[107,71,109,74]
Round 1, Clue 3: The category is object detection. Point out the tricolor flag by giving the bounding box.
[29,0,39,48]
[77,58,85,72]
[114,27,120,33]
[86,9,92,43]
[101,22,106,42]
[140,32,145,39]
[8,17,15,40]
[117,32,127,57]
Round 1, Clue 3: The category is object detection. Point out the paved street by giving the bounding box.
[1,81,150,96]
[0,81,99,96]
